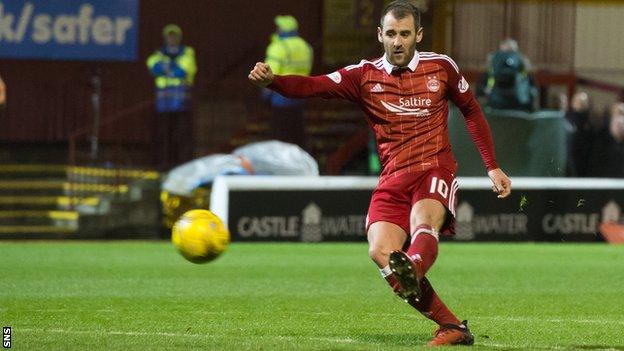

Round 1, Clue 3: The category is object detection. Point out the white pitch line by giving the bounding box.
[360,312,623,326]
[20,328,206,338]
[276,335,356,344]
[474,316,624,326]
[25,309,624,326]
[485,344,622,351]
[32,309,68,313]
[483,343,568,350]
[19,328,356,344]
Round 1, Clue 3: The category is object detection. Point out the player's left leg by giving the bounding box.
[408,198,446,275]
[390,198,457,317]
[390,199,472,346]
[388,169,474,346]
[387,198,444,301]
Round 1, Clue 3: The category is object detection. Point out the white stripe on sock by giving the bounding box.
[411,227,439,244]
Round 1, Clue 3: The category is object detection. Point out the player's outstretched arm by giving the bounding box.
[487,168,511,198]
[248,62,274,88]
[249,62,360,101]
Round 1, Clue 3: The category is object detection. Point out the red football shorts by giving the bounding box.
[366,167,458,236]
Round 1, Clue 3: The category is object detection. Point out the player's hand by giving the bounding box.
[248,62,274,88]
[487,168,511,199]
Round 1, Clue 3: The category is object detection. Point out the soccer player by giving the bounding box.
[249,0,511,347]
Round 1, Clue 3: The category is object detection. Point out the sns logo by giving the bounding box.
[3,327,10,349]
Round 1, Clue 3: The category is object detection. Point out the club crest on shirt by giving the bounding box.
[426,76,440,92]
[458,76,469,93]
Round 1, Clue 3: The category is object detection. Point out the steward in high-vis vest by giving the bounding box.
[146,24,197,170]
[263,15,313,148]
[147,24,197,113]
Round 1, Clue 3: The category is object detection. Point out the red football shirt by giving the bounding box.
[269,51,498,178]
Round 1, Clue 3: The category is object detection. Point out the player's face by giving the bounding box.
[377,13,423,67]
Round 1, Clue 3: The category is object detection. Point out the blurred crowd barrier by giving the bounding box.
[449,107,566,177]
[211,176,624,242]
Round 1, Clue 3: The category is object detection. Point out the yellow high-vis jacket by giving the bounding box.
[264,34,313,107]
[265,34,313,76]
[147,46,197,113]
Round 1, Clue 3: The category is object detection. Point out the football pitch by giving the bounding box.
[1,241,623,350]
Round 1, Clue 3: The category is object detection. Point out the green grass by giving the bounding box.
[1,242,623,350]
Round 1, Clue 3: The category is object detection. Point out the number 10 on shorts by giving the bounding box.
[429,176,449,199]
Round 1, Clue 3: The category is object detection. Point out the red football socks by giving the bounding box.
[381,270,461,326]
[406,224,439,276]
[384,272,401,295]
[379,224,461,326]
[408,277,461,326]
[406,224,460,325]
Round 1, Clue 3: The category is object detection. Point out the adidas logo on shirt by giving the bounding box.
[370,83,384,93]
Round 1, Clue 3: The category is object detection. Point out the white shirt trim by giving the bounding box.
[382,51,420,74]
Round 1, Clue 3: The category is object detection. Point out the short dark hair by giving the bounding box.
[380,0,421,30]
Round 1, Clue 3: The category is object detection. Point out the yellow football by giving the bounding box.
[171,209,230,264]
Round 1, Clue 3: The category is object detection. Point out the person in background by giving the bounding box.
[477,38,537,111]
[588,102,624,177]
[563,91,594,176]
[493,38,533,72]
[147,24,197,171]
[0,75,6,106]
[263,15,313,149]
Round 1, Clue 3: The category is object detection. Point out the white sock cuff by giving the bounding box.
[380,265,393,278]
[411,227,439,244]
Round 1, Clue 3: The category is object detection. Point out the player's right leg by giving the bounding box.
[366,173,411,294]
[367,221,408,297]
[368,221,408,268]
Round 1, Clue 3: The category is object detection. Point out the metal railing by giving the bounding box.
[68,99,153,167]
[576,76,624,101]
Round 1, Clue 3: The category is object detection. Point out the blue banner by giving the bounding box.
[0,0,138,61]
